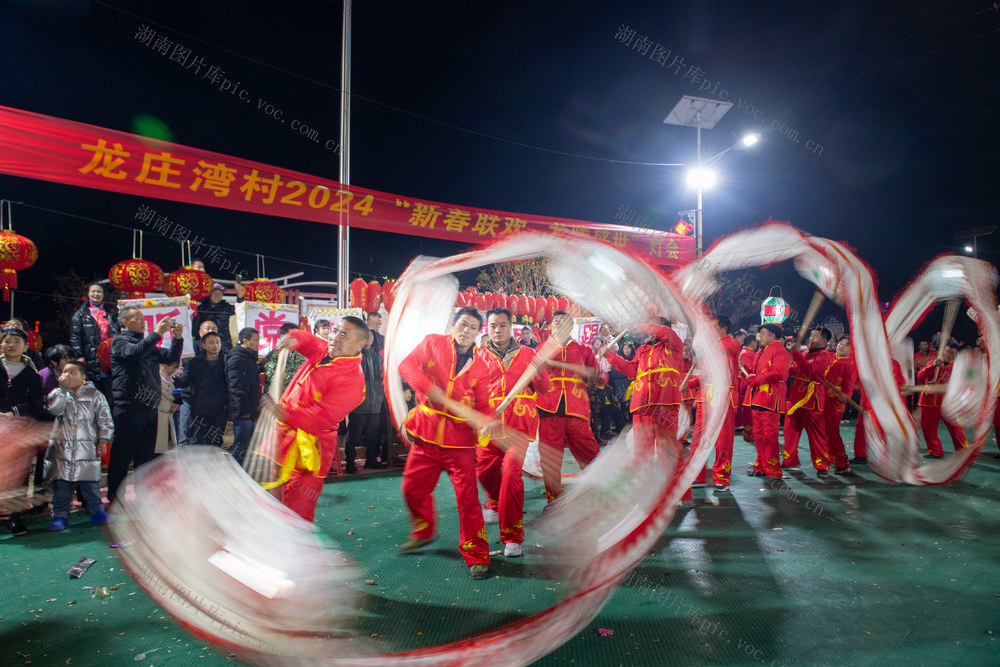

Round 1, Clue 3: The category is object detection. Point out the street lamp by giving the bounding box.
[664,95,760,256]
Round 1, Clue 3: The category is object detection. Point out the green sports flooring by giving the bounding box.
[2,420,999,666]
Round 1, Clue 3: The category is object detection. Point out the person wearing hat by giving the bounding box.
[193,282,241,350]
[744,323,792,478]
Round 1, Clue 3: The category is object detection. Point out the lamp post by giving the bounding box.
[953,225,995,259]
[665,95,759,256]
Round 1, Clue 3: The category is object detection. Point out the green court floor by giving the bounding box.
[2,421,998,666]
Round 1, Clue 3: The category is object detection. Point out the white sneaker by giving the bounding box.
[483,508,499,524]
[504,542,522,558]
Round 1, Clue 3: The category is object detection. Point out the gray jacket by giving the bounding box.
[43,382,114,483]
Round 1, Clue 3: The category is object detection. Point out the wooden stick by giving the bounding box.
[494,315,574,415]
[821,379,864,412]
[544,359,594,377]
[795,289,827,348]
[601,329,628,356]
[902,383,947,396]
[931,298,960,384]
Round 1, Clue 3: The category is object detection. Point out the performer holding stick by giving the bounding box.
[744,323,792,479]
[476,307,552,558]
[917,343,967,458]
[822,335,859,471]
[397,306,496,580]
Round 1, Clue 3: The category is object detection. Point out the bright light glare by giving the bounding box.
[964,245,974,253]
[686,167,717,190]
[741,133,761,147]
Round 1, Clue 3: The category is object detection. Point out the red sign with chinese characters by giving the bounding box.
[0,106,694,266]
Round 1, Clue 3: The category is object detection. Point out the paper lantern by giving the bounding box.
[474,293,486,311]
[761,287,791,324]
[27,328,42,353]
[365,280,383,313]
[556,297,570,313]
[349,278,367,309]
[0,230,38,301]
[109,258,163,299]
[163,266,214,301]
[545,296,558,322]
[382,280,396,311]
[243,278,285,304]
[533,296,547,320]
[515,296,529,319]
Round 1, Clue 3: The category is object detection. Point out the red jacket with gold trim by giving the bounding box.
[688,335,742,409]
[917,360,953,408]
[824,355,857,415]
[744,341,792,412]
[607,324,684,412]
[786,348,836,415]
[478,340,552,439]
[279,329,365,458]
[400,333,492,448]
[536,339,606,420]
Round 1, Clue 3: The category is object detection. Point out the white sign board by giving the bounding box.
[305,306,365,333]
[236,301,300,357]
[119,296,194,357]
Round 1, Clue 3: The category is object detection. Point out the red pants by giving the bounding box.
[783,409,829,470]
[476,441,527,545]
[823,407,851,469]
[853,413,868,459]
[752,409,782,477]
[691,402,736,485]
[538,416,601,502]
[401,439,489,566]
[920,405,968,457]
[279,432,338,523]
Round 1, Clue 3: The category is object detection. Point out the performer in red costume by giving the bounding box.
[684,316,742,491]
[917,344,967,458]
[853,357,905,463]
[782,328,837,476]
[744,323,792,479]
[737,334,758,441]
[913,340,937,373]
[270,318,367,522]
[605,318,684,468]
[397,306,495,580]
[477,307,551,558]
[823,335,858,471]
[537,310,607,503]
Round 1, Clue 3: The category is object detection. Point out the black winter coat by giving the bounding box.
[1,357,44,418]
[193,298,236,348]
[69,301,120,378]
[225,345,261,421]
[110,330,183,408]
[175,354,228,417]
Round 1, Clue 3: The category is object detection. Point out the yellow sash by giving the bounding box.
[261,427,320,490]
[786,382,816,416]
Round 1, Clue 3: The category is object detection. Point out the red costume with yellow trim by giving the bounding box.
[737,345,757,438]
[477,340,551,545]
[744,340,792,478]
[536,338,606,501]
[913,349,937,373]
[399,333,493,566]
[274,329,365,522]
[917,360,967,457]
[854,359,904,459]
[607,323,684,463]
[687,335,741,485]
[823,354,857,469]
[783,347,836,470]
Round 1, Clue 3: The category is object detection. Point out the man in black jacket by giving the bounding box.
[175,331,228,446]
[226,327,260,464]
[344,329,385,473]
[108,307,183,503]
[193,283,238,349]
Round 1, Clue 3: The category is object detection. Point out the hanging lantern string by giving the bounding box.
[132,229,145,260]
[0,199,10,231]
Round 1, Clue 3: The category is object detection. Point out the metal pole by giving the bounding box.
[337,0,351,308]
[695,113,703,257]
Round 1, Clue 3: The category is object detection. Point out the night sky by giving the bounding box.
[0,1,996,343]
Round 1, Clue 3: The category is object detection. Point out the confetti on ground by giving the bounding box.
[597,628,614,637]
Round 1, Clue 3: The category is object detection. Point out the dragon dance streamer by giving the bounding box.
[677,222,1000,485]
[109,231,729,666]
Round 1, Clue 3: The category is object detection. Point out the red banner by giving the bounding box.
[0,106,695,266]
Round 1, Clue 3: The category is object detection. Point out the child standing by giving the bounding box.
[43,360,113,530]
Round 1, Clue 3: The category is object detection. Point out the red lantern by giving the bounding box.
[109,258,163,299]
[474,293,487,311]
[349,278,367,309]
[534,297,547,320]
[545,296,558,322]
[162,266,214,301]
[382,280,396,311]
[366,280,383,313]
[27,327,42,353]
[96,338,111,375]
[243,278,285,304]
[493,294,507,310]
[556,297,570,313]
[0,230,38,301]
